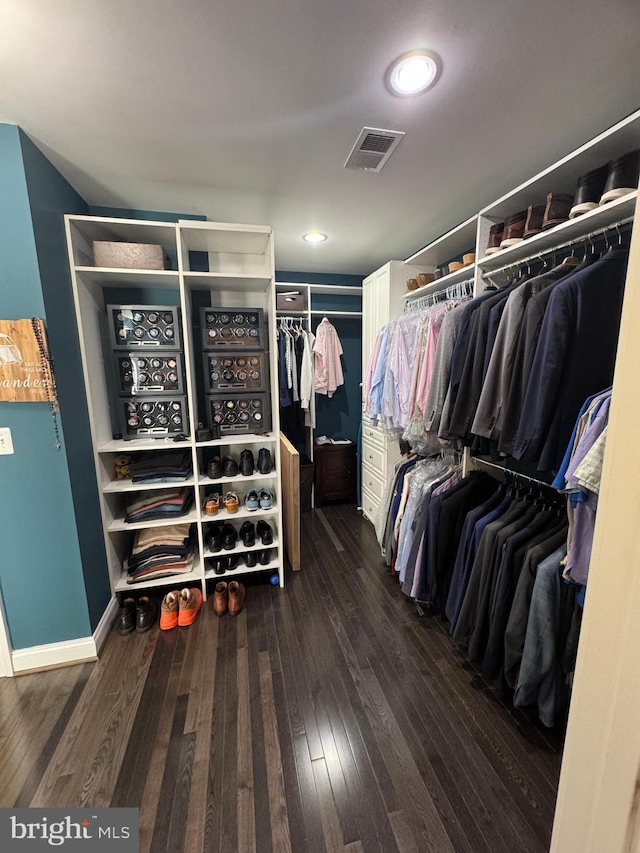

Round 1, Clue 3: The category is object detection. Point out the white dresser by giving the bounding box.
[361,260,426,523]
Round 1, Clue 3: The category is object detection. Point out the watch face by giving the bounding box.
[164,327,174,339]
[147,312,159,324]
[152,372,164,384]
[141,402,153,413]
[233,313,245,324]
[162,311,174,325]
[247,314,258,324]
[219,313,231,325]
[206,313,218,326]
[134,326,145,339]
[133,312,143,322]
[151,358,162,369]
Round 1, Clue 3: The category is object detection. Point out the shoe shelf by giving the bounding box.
[403,262,476,301]
[195,432,277,448]
[202,536,279,560]
[67,214,285,599]
[113,566,203,594]
[204,558,279,581]
[478,191,637,272]
[108,506,199,532]
[103,476,196,493]
[74,267,181,288]
[200,505,278,522]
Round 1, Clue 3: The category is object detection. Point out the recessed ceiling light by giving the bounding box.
[302,232,327,243]
[386,49,440,97]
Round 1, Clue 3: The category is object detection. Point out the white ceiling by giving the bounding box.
[1,0,640,275]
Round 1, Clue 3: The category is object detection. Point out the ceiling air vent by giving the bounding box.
[344,127,405,172]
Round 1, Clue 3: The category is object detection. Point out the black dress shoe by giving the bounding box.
[225,554,239,571]
[118,597,136,635]
[258,447,272,474]
[244,551,257,568]
[222,455,239,477]
[207,456,222,479]
[136,596,159,633]
[257,520,273,545]
[600,150,640,205]
[240,520,256,547]
[570,164,609,217]
[259,548,272,565]
[209,557,225,575]
[240,448,255,476]
[207,523,223,553]
[222,523,237,550]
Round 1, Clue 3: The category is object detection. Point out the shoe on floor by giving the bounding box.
[240,448,255,476]
[118,597,136,635]
[228,581,246,616]
[136,596,159,633]
[224,491,239,514]
[160,590,181,630]
[258,447,272,474]
[213,581,228,616]
[178,587,203,626]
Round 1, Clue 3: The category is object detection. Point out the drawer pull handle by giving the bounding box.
[368,455,373,460]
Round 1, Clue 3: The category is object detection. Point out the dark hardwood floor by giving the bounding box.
[0,505,563,852]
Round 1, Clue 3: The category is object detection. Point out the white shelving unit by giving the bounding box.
[361,108,640,516]
[65,215,284,598]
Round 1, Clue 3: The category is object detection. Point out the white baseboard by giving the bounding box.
[93,596,118,654]
[12,637,98,674]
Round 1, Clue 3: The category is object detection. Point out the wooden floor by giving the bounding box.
[0,505,563,852]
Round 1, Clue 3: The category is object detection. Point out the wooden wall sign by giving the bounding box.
[0,318,57,404]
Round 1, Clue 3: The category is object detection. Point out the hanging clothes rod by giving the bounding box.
[404,278,474,313]
[471,455,555,489]
[481,215,634,278]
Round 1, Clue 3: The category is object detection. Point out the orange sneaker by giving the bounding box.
[224,491,239,514]
[178,587,203,626]
[160,590,180,630]
[205,493,220,516]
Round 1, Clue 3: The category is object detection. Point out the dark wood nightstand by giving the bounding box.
[314,442,357,507]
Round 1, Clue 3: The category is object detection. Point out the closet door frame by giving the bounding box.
[551,196,640,851]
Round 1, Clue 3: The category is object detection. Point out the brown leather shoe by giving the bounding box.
[213,581,228,616]
[484,222,504,255]
[523,204,546,238]
[228,581,246,616]
[499,210,527,247]
[542,192,574,230]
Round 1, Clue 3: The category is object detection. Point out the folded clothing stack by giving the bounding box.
[127,451,192,485]
[125,523,195,584]
[125,487,193,523]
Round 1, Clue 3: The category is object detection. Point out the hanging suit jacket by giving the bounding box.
[512,248,628,471]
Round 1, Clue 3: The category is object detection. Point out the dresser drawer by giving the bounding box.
[362,420,386,448]
[361,463,385,501]
[362,440,385,474]
[361,485,380,523]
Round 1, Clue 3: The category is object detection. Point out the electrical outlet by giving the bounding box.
[0,428,14,455]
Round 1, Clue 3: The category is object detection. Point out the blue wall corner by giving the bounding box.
[0,124,93,648]
[20,130,111,634]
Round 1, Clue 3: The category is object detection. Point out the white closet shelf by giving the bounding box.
[114,566,203,594]
[198,471,276,486]
[204,559,279,581]
[202,537,279,560]
[103,476,196,493]
[310,310,362,317]
[74,267,180,287]
[405,214,479,267]
[478,191,637,271]
[98,438,194,453]
[403,264,476,300]
[178,221,271,255]
[182,272,272,292]
[308,284,363,295]
[69,215,179,248]
[200,505,278,522]
[108,506,198,532]
[195,432,277,448]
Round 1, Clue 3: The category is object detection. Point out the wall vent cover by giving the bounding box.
[344,127,405,172]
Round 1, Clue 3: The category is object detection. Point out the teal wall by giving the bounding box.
[20,130,111,633]
[0,125,92,648]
